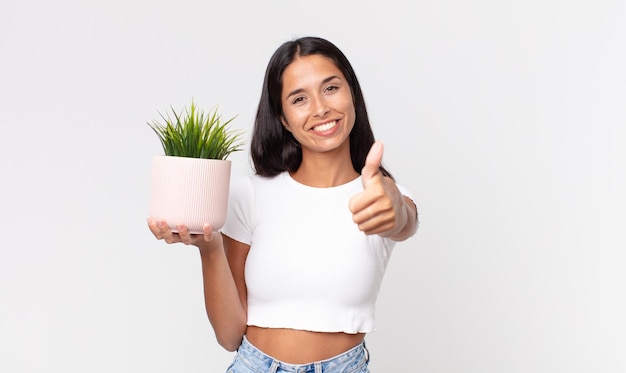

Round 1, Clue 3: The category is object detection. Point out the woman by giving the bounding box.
[148,36,418,372]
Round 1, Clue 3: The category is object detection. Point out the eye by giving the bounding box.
[325,85,339,93]
[291,96,305,105]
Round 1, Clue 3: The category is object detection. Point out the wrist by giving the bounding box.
[197,237,225,259]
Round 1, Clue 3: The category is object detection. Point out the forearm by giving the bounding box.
[199,247,247,351]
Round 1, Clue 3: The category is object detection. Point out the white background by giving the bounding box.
[1,0,625,372]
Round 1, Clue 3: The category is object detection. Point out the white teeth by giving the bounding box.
[312,121,336,132]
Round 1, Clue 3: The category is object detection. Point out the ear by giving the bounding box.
[280,116,292,132]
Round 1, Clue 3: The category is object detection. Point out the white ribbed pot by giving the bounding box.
[149,155,231,234]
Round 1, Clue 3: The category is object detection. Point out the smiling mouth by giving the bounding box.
[311,120,337,132]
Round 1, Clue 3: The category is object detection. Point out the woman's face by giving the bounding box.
[280,54,356,156]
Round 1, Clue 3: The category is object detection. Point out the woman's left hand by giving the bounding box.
[349,142,416,240]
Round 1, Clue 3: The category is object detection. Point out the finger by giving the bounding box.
[176,224,194,245]
[349,185,382,214]
[202,224,214,242]
[349,177,387,215]
[360,220,396,235]
[355,209,396,235]
[352,195,394,224]
[155,219,179,244]
[361,141,384,188]
[147,216,161,237]
[351,204,376,225]
[148,217,170,240]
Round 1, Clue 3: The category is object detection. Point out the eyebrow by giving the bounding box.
[285,75,342,99]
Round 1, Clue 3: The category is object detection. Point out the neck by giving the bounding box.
[291,147,358,188]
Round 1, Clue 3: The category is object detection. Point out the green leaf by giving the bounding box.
[147,99,245,159]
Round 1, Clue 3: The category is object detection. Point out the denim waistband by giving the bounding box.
[234,335,369,373]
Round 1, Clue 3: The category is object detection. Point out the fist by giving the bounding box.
[349,142,408,236]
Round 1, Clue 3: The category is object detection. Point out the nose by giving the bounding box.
[311,95,329,117]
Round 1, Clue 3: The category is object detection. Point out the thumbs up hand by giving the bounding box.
[349,141,409,237]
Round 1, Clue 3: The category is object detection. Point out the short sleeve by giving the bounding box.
[220,176,254,245]
[396,183,415,203]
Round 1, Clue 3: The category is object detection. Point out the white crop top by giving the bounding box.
[220,172,413,334]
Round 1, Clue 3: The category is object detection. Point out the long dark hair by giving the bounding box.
[251,36,392,178]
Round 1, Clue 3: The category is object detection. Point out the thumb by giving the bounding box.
[361,141,384,187]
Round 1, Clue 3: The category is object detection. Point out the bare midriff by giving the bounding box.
[245,325,366,364]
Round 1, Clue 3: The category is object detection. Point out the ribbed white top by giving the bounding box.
[221,172,411,333]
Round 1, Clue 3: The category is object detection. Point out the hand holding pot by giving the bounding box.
[147,217,223,252]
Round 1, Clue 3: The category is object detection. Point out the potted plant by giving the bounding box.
[148,100,244,233]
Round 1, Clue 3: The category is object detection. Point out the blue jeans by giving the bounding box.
[226,335,370,373]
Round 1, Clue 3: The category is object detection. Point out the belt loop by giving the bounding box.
[315,362,322,373]
[363,342,370,363]
[269,360,280,373]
